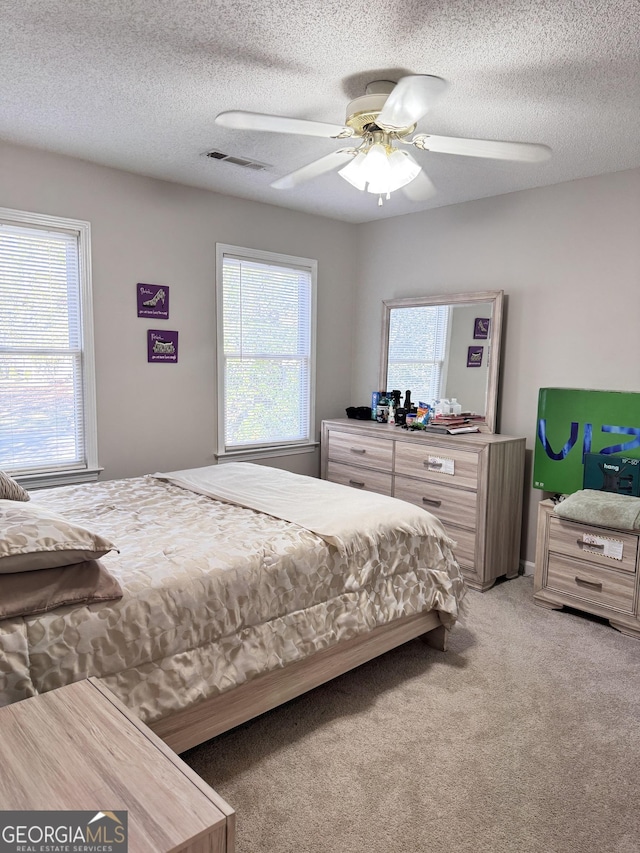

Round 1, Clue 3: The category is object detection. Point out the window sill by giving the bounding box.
[17,468,104,491]
[215,443,319,464]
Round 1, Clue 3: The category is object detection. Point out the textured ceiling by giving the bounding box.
[1,0,638,223]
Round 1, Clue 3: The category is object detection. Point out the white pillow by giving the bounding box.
[0,500,117,573]
[0,470,30,502]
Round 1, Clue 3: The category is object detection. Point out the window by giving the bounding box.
[216,245,317,458]
[386,305,450,404]
[0,207,98,487]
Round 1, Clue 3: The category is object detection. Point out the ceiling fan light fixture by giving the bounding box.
[338,152,368,190]
[387,150,422,189]
[338,141,423,202]
[361,143,391,192]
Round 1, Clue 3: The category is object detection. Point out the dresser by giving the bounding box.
[534,499,640,638]
[321,418,526,591]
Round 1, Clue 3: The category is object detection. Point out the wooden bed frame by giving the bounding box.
[150,609,446,753]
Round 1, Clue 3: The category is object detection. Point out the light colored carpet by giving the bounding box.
[183,576,640,853]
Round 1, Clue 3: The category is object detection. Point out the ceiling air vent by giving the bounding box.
[205,150,269,171]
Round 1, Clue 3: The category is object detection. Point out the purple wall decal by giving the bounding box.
[148,330,178,363]
[473,317,490,339]
[467,345,483,368]
[138,283,169,319]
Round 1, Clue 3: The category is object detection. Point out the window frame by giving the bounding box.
[0,206,100,488]
[215,243,318,461]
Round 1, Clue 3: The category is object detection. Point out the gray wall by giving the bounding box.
[2,137,638,564]
[352,168,640,564]
[443,303,491,416]
[0,139,357,479]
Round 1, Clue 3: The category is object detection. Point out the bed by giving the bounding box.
[0,463,466,753]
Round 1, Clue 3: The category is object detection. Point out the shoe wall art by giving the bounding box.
[137,283,169,319]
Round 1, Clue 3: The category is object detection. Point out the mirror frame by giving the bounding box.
[379,290,504,434]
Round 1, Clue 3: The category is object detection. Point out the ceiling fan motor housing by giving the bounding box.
[345,92,415,137]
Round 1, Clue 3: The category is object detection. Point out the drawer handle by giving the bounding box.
[422,498,442,507]
[577,539,604,551]
[350,448,367,455]
[574,576,603,591]
[424,460,442,469]
[349,479,365,488]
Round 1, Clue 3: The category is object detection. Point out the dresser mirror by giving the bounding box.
[379,290,504,433]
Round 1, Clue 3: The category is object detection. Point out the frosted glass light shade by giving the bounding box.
[337,144,422,196]
[387,150,422,189]
[364,144,391,194]
[338,152,368,190]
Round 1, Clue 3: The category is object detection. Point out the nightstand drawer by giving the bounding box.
[327,430,393,472]
[394,442,478,490]
[546,552,636,613]
[393,475,477,530]
[327,461,393,495]
[548,516,638,574]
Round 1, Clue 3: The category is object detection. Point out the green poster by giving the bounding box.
[533,388,640,494]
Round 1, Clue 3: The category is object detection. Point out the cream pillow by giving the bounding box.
[0,471,30,502]
[0,500,117,573]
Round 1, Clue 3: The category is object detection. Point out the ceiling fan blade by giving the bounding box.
[413,133,551,162]
[270,150,356,190]
[401,168,437,202]
[377,75,448,131]
[215,111,352,139]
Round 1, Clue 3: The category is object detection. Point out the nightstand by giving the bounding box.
[0,678,235,852]
[534,498,640,639]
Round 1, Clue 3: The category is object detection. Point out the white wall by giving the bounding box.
[352,168,640,563]
[0,140,357,479]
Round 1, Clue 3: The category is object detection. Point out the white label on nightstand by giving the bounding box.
[428,455,455,475]
[582,533,623,561]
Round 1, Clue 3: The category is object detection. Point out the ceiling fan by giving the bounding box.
[215,75,551,206]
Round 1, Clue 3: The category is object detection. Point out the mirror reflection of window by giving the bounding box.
[386,305,450,404]
[380,291,503,432]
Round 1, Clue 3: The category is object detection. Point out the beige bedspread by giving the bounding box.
[0,473,465,725]
[154,462,456,554]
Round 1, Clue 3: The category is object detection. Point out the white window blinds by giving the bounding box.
[386,305,450,404]
[219,249,316,452]
[0,220,89,475]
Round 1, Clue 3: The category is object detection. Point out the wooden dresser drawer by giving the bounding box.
[548,516,638,574]
[394,441,479,490]
[327,461,393,495]
[327,430,393,472]
[393,474,477,530]
[546,552,636,613]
